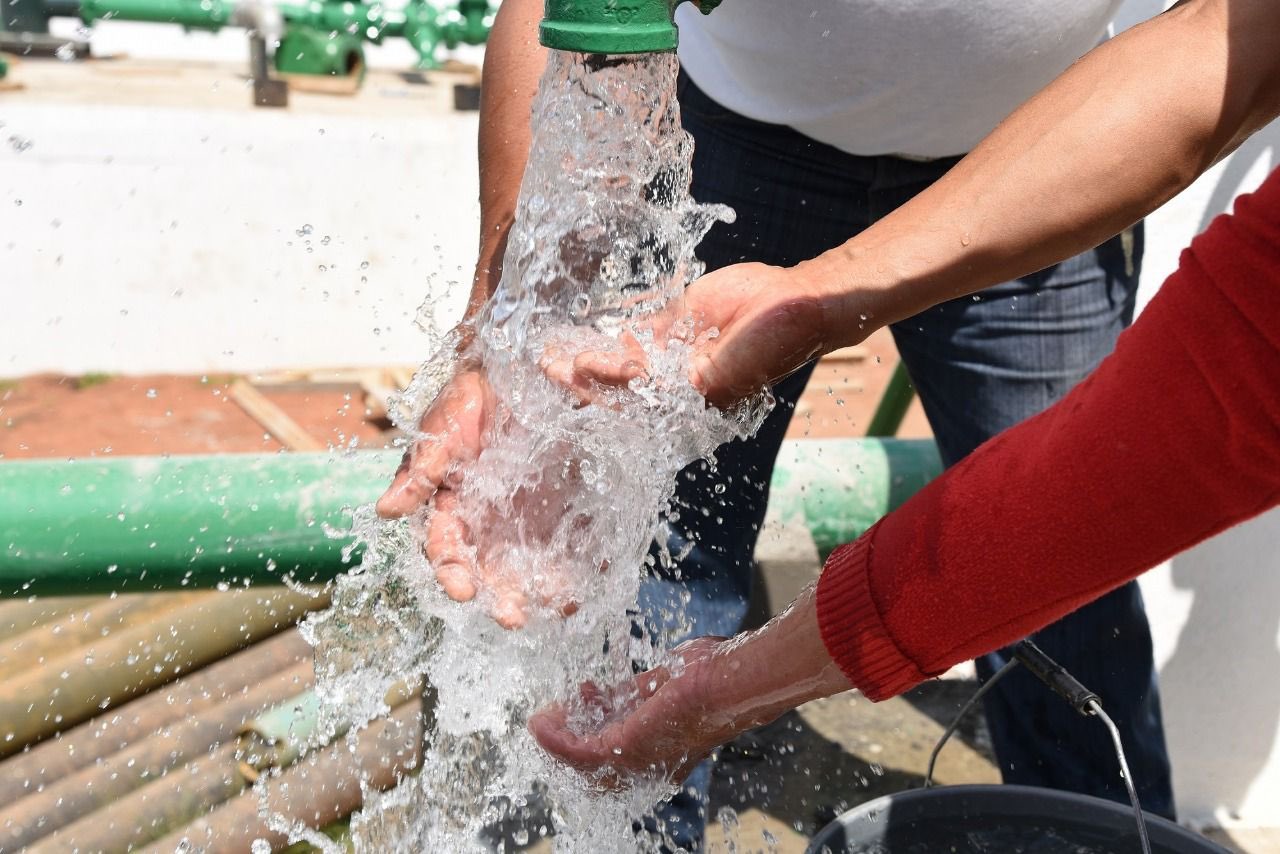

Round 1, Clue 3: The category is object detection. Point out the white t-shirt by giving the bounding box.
[676,0,1125,158]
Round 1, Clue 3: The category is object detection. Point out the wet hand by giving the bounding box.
[376,369,584,629]
[374,369,524,624]
[548,262,846,408]
[529,637,743,788]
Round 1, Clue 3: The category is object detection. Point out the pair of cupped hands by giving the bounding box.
[375,261,840,789]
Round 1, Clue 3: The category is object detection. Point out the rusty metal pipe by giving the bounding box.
[142,700,422,853]
[1,660,312,850]
[0,592,208,681]
[0,595,104,642]
[0,587,326,758]
[0,627,311,805]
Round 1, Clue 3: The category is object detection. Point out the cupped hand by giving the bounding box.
[529,637,741,789]
[549,261,849,408]
[377,368,494,520]
[376,367,587,629]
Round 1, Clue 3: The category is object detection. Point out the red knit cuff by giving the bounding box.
[816,525,929,701]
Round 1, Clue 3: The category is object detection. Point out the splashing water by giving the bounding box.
[279,51,768,852]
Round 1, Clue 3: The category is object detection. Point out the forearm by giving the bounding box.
[698,586,851,730]
[469,0,547,318]
[818,170,1280,699]
[809,0,1280,339]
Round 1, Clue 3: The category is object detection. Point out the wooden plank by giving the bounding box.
[228,380,325,452]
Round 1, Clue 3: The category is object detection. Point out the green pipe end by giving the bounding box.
[539,0,717,55]
[539,19,677,54]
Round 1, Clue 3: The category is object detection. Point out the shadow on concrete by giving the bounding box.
[709,681,996,838]
[1159,511,1280,820]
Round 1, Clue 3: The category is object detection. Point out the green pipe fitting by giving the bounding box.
[539,0,720,55]
[279,0,387,42]
[0,440,940,597]
[275,25,366,77]
[80,0,235,30]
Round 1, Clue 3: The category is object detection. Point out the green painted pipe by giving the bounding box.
[79,0,235,29]
[0,452,395,597]
[866,360,917,438]
[539,0,720,55]
[0,440,940,597]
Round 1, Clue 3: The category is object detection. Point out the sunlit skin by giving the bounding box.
[382,0,1280,786]
[376,366,586,628]
[376,369,544,628]
[529,588,852,789]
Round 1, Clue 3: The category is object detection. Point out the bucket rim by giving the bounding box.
[805,783,1231,854]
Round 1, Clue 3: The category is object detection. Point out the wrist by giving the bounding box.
[697,587,853,734]
[792,246,894,350]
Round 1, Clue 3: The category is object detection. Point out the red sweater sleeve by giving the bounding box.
[817,167,1280,701]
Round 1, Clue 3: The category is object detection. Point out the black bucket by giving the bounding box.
[806,785,1229,854]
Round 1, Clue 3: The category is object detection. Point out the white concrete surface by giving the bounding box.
[0,60,478,376]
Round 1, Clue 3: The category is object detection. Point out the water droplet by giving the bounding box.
[296,224,313,237]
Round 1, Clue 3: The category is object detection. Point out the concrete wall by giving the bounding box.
[0,26,479,378]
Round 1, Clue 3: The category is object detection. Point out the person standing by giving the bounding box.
[378,0,1176,847]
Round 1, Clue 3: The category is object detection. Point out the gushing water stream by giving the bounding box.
[270,51,767,851]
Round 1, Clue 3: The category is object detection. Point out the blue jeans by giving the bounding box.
[640,75,1175,850]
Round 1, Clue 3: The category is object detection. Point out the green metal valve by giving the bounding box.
[540,0,719,55]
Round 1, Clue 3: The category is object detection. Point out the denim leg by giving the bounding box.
[888,224,1177,818]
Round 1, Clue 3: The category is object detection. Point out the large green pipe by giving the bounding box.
[0,452,393,597]
[539,0,720,55]
[0,441,941,597]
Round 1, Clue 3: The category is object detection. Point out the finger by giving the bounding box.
[529,709,612,769]
[375,452,416,519]
[540,353,595,407]
[633,665,671,701]
[578,681,608,709]
[425,492,477,602]
[492,590,530,630]
[375,438,454,518]
[689,344,766,407]
[572,350,647,388]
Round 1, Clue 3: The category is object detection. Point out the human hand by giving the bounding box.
[547,260,856,408]
[529,637,748,789]
[530,586,854,787]
[376,368,514,614]
[376,363,586,629]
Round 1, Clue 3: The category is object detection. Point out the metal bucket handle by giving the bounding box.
[925,639,1154,854]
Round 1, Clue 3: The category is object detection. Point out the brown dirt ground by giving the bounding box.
[0,327,930,461]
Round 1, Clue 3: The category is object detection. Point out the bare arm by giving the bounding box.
[682,0,1280,400]
[467,0,547,319]
[812,0,1280,336]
